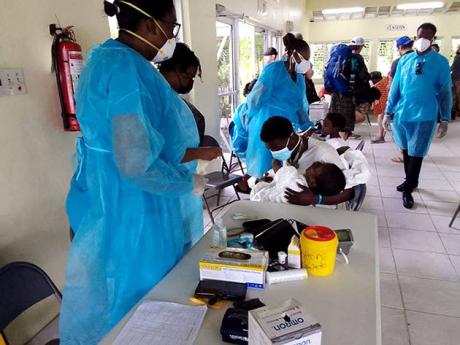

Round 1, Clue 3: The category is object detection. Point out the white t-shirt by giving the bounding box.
[250,166,307,203]
[294,137,370,189]
[295,137,346,172]
[340,150,371,189]
[325,137,349,150]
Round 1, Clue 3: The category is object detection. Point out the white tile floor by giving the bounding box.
[204,119,460,345]
[360,120,460,345]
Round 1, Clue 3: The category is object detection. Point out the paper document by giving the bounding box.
[112,301,207,345]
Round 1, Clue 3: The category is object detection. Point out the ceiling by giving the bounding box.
[311,1,460,21]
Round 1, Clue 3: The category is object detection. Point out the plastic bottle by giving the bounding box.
[212,218,227,248]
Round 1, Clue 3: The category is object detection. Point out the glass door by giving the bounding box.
[217,20,237,125]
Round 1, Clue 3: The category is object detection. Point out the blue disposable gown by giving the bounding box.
[231,102,249,158]
[233,61,312,177]
[386,50,452,157]
[60,39,203,344]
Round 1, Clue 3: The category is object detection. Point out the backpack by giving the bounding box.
[324,44,352,94]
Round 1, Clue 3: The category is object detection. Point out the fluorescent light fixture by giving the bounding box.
[396,2,444,10]
[322,7,365,15]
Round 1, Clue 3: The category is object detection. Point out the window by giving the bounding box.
[217,21,237,122]
[238,22,265,98]
[255,30,265,78]
[450,38,460,64]
[310,43,326,79]
[216,16,279,126]
[376,40,398,75]
[432,38,443,55]
[269,33,282,56]
[360,41,371,67]
[310,42,338,80]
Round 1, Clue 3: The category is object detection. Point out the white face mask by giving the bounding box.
[414,38,432,53]
[271,135,301,162]
[291,55,311,74]
[153,37,176,62]
[118,1,176,62]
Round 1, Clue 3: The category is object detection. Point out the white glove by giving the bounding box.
[437,121,448,138]
[383,114,393,132]
[193,174,208,196]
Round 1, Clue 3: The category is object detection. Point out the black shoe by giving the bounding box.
[397,182,418,192]
[402,192,414,209]
[396,182,406,192]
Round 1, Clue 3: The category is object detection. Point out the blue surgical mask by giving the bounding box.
[271,135,301,161]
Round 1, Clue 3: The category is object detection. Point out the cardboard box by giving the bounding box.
[248,299,322,345]
[287,236,302,269]
[199,247,269,289]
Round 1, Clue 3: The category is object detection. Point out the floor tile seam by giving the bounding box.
[403,308,460,320]
[396,272,460,284]
[391,250,414,345]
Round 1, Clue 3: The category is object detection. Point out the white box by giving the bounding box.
[309,102,329,122]
[199,247,268,289]
[287,236,302,269]
[249,299,322,345]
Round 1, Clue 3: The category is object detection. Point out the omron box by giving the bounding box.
[248,299,322,345]
[199,247,269,289]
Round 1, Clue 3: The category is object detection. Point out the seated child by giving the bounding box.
[321,112,349,154]
[250,162,346,203]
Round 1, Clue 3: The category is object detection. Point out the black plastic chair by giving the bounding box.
[449,203,460,227]
[227,121,246,175]
[355,140,365,151]
[346,184,367,211]
[0,262,62,345]
[203,154,243,224]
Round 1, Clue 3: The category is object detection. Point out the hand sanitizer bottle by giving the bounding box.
[212,218,227,248]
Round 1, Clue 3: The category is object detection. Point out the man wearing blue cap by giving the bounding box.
[385,23,452,209]
[389,36,414,80]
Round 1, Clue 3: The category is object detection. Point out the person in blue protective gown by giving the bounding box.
[385,23,452,209]
[59,1,221,344]
[231,33,313,192]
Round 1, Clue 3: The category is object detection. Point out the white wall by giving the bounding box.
[0,0,109,343]
[181,0,309,139]
[0,0,309,342]
[308,13,460,71]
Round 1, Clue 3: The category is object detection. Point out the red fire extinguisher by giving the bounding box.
[50,24,84,131]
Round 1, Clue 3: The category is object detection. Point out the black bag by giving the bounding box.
[220,299,265,344]
[243,219,297,258]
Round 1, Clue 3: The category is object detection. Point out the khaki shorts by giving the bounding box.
[356,102,371,116]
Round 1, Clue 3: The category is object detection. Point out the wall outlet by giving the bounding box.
[0,68,27,96]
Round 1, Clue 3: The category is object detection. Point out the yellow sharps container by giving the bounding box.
[301,226,338,277]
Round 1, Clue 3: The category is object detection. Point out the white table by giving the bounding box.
[101,201,381,345]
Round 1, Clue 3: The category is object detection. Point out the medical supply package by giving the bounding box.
[248,299,322,345]
[287,236,302,269]
[199,247,269,289]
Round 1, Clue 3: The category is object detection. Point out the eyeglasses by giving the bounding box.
[415,61,425,75]
[159,19,181,38]
[185,71,197,80]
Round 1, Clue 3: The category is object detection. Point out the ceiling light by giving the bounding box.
[396,2,444,10]
[322,7,365,15]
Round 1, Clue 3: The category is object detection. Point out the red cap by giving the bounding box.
[302,226,336,242]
